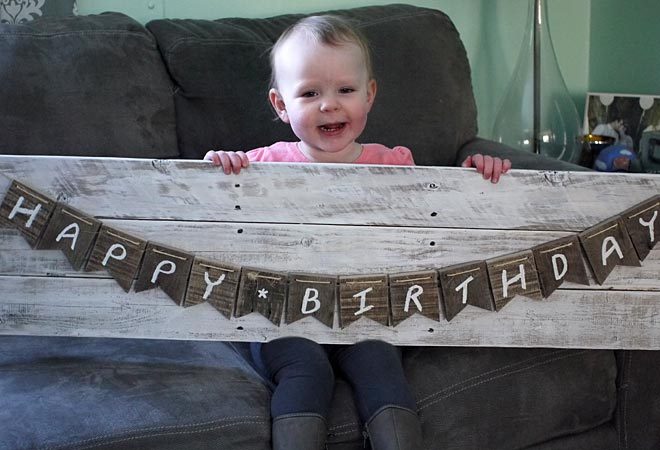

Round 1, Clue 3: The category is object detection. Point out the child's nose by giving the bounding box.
[320,96,340,112]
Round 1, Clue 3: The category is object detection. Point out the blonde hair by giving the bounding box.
[269,15,374,89]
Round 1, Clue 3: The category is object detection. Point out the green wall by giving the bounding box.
[78,1,654,138]
[589,0,660,95]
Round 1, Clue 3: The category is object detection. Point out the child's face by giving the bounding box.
[269,34,376,162]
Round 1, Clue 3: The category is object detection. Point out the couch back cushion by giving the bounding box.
[147,4,477,166]
[0,13,179,158]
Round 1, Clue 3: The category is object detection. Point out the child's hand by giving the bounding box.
[204,150,249,175]
[461,154,511,184]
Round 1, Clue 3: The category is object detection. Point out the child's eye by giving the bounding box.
[301,91,318,98]
[339,87,355,94]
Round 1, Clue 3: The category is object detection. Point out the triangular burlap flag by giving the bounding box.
[339,274,389,328]
[134,242,194,305]
[0,180,56,247]
[438,261,494,321]
[37,204,101,271]
[621,195,659,261]
[236,268,287,326]
[486,250,542,310]
[286,273,337,328]
[183,258,240,318]
[389,270,441,326]
[533,235,590,298]
[85,225,147,292]
[579,216,640,285]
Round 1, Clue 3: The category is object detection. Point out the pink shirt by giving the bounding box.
[246,142,415,165]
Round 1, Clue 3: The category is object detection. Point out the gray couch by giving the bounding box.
[1,5,658,449]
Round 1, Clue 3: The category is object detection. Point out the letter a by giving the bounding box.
[56,223,80,251]
[601,236,624,266]
[301,288,321,314]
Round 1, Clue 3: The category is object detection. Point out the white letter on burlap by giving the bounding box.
[202,272,225,300]
[151,260,176,283]
[639,211,657,242]
[55,223,80,251]
[502,264,526,298]
[8,196,41,228]
[404,285,424,313]
[551,254,568,281]
[301,288,321,314]
[102,243,127,266]
[353,287,374,316]
[601,236,624,266]
[455,275,475,304]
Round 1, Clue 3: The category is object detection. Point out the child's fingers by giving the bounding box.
[472,154,484,173]
[502,158,512,173]
[227,152,244,175]
[203,150,220,165]
[482,155,494,180]
[217,152,233,175]
[237,151,250,168]
[461,155,472,168]
[491,157,503,184]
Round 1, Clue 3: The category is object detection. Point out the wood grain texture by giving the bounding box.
[0,156,659,348]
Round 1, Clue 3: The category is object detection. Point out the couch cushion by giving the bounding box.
[147,4,477,166]
[0,13,179,158]
[0,336,270,450]
[404,347,617,449]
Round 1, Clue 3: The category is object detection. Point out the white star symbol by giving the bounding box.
[257,288,269,299]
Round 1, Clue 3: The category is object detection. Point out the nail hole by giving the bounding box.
[428,328,434,333]
[234,183,240,188]
[430,211,437,217]
[429,241,436,246]
[234,205,241,210]
[237,229,243,234]
[236,326,244,331]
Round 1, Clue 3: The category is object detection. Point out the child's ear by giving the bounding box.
[366,79,377,111]
[269,89,289,123]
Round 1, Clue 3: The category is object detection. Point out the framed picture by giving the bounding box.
[583,93,660,173]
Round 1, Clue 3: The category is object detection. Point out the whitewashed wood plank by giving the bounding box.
[1,156,658,230]
[2,222,658,290]
[1,276,659,349]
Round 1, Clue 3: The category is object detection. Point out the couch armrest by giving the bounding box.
[457,137,590,171]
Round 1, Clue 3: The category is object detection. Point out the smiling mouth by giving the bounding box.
[319,123,346,132]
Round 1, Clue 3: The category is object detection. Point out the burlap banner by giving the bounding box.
[1,179,658,326]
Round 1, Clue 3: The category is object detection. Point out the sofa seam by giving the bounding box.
[0,30,154,41]
[417,349,591,411]
[44,416,268,450]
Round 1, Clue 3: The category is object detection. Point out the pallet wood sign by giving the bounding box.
[0,156,658,349]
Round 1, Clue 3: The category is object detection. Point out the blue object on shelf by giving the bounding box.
[593,144,638,172]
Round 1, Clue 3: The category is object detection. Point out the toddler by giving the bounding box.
[205,15,510,450]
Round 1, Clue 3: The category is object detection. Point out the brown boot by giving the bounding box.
[364,406,424,450]
[271,413,327,450]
